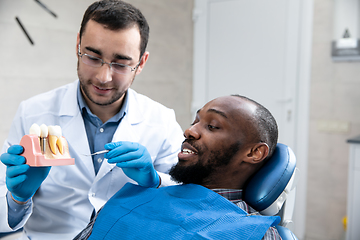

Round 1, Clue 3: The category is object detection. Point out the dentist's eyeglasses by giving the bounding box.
[78,46,141,75]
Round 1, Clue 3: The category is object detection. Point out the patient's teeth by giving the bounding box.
[183,149,195,154]
[29,123,41,137]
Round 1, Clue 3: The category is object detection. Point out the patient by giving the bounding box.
[74,95,281,240]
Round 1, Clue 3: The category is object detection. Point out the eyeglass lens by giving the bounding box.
[81,54,132,75]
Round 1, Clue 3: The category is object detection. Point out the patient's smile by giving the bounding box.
[178,142,198,161]
[182,149,195,154]
[178,148,197,160]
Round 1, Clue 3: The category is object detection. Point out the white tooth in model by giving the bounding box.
[48,125,64,154]
[40,124,48,138]
[29,123,41,136]
[29,123,41,146]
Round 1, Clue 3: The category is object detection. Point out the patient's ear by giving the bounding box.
[245,143,269,164]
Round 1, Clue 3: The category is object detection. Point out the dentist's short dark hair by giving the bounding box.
[79,0,149,58]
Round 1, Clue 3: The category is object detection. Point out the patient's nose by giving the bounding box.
[184,124,200,140]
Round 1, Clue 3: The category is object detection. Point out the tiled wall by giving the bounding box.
[306,0,360,239]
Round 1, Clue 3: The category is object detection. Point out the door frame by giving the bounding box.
[192,0,313,238]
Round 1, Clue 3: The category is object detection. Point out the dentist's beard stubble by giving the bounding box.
[77,62,135,106]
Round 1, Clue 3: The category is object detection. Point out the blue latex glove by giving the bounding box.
[105,141,160,188]
[0,145,51,202]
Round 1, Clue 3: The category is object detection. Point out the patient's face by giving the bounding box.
[169,138,240,185]
[170,96,256,185]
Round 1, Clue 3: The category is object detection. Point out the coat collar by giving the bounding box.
[58,80,144,125]
[59,80,80,117]
[58,80,146,178]
[124,88,144,125]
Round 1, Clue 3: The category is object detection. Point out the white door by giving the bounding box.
[193,0,313,238]
[193,0,300,147]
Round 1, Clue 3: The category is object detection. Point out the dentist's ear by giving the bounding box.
[76,33,80,57]
[246,143,269,164]
[134,52,149,75]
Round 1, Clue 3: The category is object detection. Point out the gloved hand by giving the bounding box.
[105,141,160,188]
[0,145,51,202]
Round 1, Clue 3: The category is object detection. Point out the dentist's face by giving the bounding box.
[77,20,147,107]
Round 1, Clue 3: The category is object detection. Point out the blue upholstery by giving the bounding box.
[243,143,296,212]
[276,226,298,240]
[243,143,298,240]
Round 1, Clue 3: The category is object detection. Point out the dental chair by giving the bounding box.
[1,143,299,240]
[243,143,299,240]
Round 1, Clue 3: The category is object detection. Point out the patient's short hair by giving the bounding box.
[232,94,278,159]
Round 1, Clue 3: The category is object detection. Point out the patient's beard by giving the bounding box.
[169,142,240,185]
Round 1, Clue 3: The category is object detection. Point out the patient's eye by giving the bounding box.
[190,117,199,126]
[207,125,219,130]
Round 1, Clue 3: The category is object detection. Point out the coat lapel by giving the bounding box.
[95,89,144,180]
[63,112,95,177]
[58,85,146,181]
[58,81,95,177]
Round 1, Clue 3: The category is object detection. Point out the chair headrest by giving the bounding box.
[243,143,297,215]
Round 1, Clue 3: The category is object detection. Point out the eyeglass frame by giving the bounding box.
[77,44,142,75]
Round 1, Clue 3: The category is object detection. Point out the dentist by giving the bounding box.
[0,1,183,239]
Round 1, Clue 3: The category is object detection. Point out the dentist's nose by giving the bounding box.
[96,64,112,84]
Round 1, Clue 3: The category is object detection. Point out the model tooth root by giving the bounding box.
[48,135,58,155]
[56,137,64,155]
[40,138,47,154]
[48,125,63,155]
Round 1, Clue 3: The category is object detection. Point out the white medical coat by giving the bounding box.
[0,80,184,240]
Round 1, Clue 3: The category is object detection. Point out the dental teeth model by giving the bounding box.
[40,124,48,154]
[29,123,67,156]
[48,125,64,155]
[29,123,41,147]
[29,123,41,136]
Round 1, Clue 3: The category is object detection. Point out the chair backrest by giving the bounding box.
[243,143,299,240]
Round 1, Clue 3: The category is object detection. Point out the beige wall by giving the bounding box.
[129,0,193,130]
[0,0,193,150]
[2,0,360,239]
[306,0,360,239]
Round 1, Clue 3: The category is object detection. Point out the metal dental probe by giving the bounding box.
[83,149,109,156]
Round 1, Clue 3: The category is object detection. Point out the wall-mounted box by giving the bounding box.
[331,38,360,61]
[332,0,360,61]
